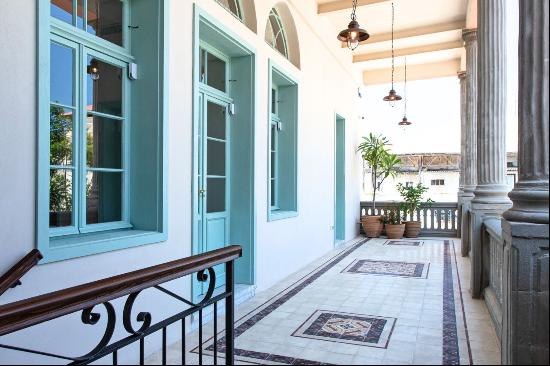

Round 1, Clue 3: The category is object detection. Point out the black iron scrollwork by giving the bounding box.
[74,302,116,362]
[153,267,217,308]
[123,291,152,336]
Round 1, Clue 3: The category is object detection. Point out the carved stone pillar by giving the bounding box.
[501,0,549,364]
[457,71,467,240]
[461,29,478,257]
[469,0,512,298]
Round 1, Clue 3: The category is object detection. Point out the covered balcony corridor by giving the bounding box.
[149,237,500,365]
[0,0,548,365]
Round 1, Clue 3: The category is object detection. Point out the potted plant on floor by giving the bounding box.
[383,209,406,239]
[357,133,400,238]
[396,182,434,238]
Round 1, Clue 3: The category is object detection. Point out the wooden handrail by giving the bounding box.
[0,249,43,297]
[0,245,242,336]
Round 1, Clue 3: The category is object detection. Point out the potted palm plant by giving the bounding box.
[382,209,406,239]
[396,183,434,238]
[357,133,400,238]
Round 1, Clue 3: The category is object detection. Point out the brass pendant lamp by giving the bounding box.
[383,2,401,106]
[399,58,412,127]
[337,0,370,51]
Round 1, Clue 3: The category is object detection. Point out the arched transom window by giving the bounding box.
[266,8,288,58]
[216,0,243,20]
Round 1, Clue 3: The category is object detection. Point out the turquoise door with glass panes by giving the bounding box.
[196,93,231,295]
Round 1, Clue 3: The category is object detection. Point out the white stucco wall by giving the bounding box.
[0,0,362,363]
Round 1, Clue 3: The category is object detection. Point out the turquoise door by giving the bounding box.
[197,94,230,295]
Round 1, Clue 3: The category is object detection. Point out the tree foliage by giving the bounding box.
[357,133,400,211]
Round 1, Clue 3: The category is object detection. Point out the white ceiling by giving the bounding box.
[316,0,470,83]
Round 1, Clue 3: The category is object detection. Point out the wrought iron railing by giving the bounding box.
[0,246,242,365]
[360,201,459,237]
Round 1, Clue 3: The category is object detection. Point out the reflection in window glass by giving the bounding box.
[266,9,288,58]
[50,106,74,166]
[87,0,124,46]
[207,178,226,213]
[86,115,123,169]
[51,42,75,106]
[50,169,73,227]
[50,0,73,25]
[206,53,226,92]
[216,0,242,19]
[87,56,123,116]
[86,171,122,224]
[207,140,226,177]
[207,102,226,140]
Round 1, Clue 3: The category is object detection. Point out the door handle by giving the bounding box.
[199,189,207,197]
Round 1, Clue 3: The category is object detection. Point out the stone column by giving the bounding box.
[501,0,549,364]
[469,0,512,298]
[457,71,467,240]
[461,29,478,257]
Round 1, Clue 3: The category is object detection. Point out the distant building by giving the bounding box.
[362,152,518,202]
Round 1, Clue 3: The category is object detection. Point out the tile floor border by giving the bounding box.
[189,238,473,365]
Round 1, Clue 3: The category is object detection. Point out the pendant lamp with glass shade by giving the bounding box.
[399,58,412,128]
[337,0,370,51]
[383,2,401,106]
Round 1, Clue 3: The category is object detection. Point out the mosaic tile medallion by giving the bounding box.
[342,259,430,278]
[292,310,396,348]
[384,239,424,247]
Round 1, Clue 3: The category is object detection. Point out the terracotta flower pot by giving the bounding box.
[362,215,383,238]
[386,224,406,239]
[405,221,422,238]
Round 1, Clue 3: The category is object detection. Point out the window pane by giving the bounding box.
[87,0,124,47]
[86,115,123,169]
[271,152,276,178]
[207,178,225,213]
[200,49,207,83]
[206,53,226,92]
[272,89,277,114]
[50,0,73,25]
[50,169,73,227]
[271,124,276,151]
[50,106,74,166]
[87,56,123,116]
[207,140,226,176]
[76,0,84,28]
[207,102,226,140]
[271,179,276,207]
[86,171,122,224]
[51,42,74,106]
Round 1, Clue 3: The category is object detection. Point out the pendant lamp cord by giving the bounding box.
[404,58,408,117]
[351,0,358,21]
[391,2,395,88]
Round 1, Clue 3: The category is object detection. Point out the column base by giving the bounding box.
[501,220,549,365]
[503,181,549,224]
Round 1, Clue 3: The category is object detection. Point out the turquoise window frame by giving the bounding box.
[267,60,299,222]
[37,0,169,263]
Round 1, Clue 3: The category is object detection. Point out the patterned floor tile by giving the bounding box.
[342,259,430,278]
[292,310,396,348]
